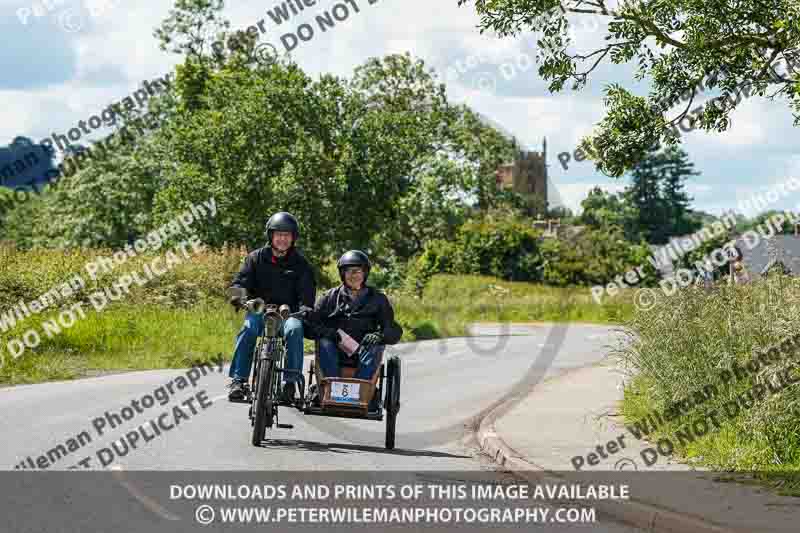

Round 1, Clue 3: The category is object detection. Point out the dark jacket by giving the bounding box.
[230,246,316,313]
[307,285,403,345]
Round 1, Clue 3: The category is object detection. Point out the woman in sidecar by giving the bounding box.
[303,250,403,448]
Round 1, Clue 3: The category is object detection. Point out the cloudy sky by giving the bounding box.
[2,0,798,217]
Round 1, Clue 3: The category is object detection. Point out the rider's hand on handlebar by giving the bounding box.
[230,296,245,310]
[245,298,265,313]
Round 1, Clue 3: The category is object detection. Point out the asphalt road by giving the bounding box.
[0,322,641,532]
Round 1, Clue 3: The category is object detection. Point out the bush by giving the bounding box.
[540,226,657,287]
[404,239,460,294]
[405,214,545,293]
[455,215,544,281]
[405,216,658,292]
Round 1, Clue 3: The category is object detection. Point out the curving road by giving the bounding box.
[0,322,640,532]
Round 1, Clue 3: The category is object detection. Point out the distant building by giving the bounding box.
[495,138,548,211]
[736,234,800,277]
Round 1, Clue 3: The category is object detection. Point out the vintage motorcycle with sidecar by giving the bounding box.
[228,288,401,449]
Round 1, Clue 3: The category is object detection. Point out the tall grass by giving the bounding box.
[392,274,633,339]
[614,275,800,492]
[0,245,632,385]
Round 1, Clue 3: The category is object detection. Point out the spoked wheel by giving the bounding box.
[385,356,401,450]
[251,358,274,447]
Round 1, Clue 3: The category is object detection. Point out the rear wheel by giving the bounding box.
[385,356,401,450]
[251,358,273,447]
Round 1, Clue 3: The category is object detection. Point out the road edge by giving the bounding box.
[473,385,744,533]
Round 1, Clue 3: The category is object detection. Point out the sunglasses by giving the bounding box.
[345,268,365,275]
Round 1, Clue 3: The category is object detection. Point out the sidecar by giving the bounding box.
[303,340,401,449]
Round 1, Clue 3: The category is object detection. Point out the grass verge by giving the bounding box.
[0,271,631,385]
[614,276,800,495]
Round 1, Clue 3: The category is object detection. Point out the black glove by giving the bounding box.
[361,332,384,348]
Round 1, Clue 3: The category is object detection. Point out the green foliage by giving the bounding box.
[0,188,16,227]
[0,242,632,385]
[678,222,737,280]
[579,186,642,241]
[153,0,231,62]
[458,0,800,176]
[455,212,544,280]
[406,211,544,292]
[615,276,800,484]
[406,209,657,291]
[539,225,657,287]
[1,0,521,274]
[743,210,800,235]
[579,146,702,245]
[625,145,701,244]
[404,238,461,294]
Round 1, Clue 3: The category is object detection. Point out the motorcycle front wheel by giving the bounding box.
[251,358,274,447]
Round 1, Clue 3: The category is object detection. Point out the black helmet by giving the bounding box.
[265,212,299,245]
[337,250,371,282]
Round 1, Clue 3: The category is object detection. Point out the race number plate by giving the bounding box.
[330,382,360,404]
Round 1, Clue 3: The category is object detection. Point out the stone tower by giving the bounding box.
[495,138,548,211]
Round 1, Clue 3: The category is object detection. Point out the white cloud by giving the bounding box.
[1,0,798,221]
[550,180,626,213]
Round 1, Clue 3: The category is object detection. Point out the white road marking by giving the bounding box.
[110,465,182,521]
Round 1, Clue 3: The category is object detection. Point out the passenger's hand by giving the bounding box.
[361,332,383,348]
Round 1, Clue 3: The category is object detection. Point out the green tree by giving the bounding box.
[742,209,799,234]
[579,186,642,241]
[457,0,800,176]
[153,0,231,64]
[2,0,520,270]
[657,145,699,236]
[625,148,666,243]
[623,145,700,244]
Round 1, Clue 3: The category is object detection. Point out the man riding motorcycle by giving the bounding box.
[308,250,403,394]
[227,212,316,404]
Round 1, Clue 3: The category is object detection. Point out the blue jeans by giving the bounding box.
[318,338,383,380]
[229,312,304,384]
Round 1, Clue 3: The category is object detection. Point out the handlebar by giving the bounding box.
[242,298,312,320]
[229,288,311,319]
